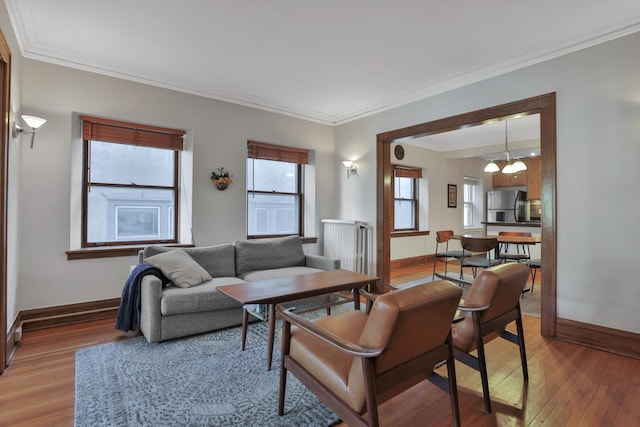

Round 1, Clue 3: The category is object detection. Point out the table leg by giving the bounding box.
[241,308,249,351]
[267,303,276,371]
[353,287,361,311]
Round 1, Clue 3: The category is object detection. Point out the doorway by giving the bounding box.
[376,93,557,337]
[0,29,11,373]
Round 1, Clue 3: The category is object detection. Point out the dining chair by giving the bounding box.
[432,230,469,279]
[277,280,463,427]
[459,236,501,279]
[451,262,530,413]
[497,231,532,263]
[526,259,541,293]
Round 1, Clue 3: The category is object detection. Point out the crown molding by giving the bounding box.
[8,0,640,126]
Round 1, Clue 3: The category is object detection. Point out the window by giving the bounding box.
[81,116,184,247]
[463,176,481,229]
[393,166,422,231]
[247,141,308,238]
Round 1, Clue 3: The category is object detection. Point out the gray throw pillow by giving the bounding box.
[144,249,212,288]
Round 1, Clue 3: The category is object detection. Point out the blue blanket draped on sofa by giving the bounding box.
[115,263,168,332]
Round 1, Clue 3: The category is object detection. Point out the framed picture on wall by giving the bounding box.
[448,184,457,208]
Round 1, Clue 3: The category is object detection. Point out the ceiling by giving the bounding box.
[410,113,541,159]
[6,0,640,128]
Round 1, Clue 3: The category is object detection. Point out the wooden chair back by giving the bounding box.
[436,230,455,243]
[460,236,497,254]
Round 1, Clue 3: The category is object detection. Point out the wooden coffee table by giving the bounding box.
[217,269,380,370]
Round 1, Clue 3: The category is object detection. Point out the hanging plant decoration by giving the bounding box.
[211,167,233,190]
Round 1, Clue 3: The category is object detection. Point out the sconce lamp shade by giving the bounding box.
[342,160,357,178]
[22,115,47,129]
[13,114,47,149]
[483,161,500,173]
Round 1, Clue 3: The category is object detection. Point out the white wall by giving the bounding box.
[17,60,336,310]
[335,32,640,334]
[1,2,23,332]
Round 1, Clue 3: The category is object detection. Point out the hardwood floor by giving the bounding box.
[1,261,638,426]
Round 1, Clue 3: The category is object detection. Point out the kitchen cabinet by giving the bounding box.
[526,157,541,199]
[492,161,527,187]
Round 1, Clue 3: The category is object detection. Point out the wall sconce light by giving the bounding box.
[13,114,47,149]
[342,160,357,178]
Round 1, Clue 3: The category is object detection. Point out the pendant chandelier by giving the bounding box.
[483,120,527,174]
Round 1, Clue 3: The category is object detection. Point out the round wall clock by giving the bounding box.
[394,144,405,160]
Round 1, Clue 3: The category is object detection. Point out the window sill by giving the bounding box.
[390,230,430,238]
[66,243,195,260]
[246,235,318,244]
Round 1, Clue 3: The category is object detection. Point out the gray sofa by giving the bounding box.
[138,235,340,343]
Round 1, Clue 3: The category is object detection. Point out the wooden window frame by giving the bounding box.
[463,176,479,229]
[393,166,422,232]
[247,141,308,239]
[80,116,185,248]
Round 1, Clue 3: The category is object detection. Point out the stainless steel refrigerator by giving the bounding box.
[486,190,527,222]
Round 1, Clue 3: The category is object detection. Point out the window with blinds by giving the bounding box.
[393,166,422,231]
[80,116,185,247]
[246,141,308,238]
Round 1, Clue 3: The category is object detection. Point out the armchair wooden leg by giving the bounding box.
[446,335,461,427]
[473,312,492,413]
[516,307,529,381]
[362,358,379,427]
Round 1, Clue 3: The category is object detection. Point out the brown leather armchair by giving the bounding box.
[277,280,463,427]
[451,262,531,413]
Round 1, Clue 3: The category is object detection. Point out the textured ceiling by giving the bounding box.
[6,0,640,128]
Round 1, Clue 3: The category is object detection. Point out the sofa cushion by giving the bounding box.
[161,277,246,315]
[234,235,305,276]
[144,249,212,288]
[142,244,236,278]
[239,266,325,282]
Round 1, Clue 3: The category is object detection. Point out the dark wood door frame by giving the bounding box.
[376,93,557,337]
[0,29,11,373]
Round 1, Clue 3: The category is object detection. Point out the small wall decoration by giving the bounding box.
[447,184,457,208]
[211,167,233,190]
[394,144,405,160]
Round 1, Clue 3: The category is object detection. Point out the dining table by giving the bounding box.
[452,234,541,259]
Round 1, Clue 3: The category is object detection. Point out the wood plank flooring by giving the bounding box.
[0,261,638,426]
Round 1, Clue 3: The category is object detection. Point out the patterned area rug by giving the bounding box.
[74,316,341,426]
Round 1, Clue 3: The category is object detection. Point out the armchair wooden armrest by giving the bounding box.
[360,288,380,303]
[434,272,473,287]
[276,305,384,358]
[458,303,491,312]
[385,282,400,291]
[453,302,491,323]
[358,288,381,314]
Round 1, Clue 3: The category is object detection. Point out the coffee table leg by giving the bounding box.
[353,287,361,311]
[241,308,249,351]
[267,303,276,371]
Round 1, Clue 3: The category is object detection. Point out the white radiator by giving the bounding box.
[322,219,372,274]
